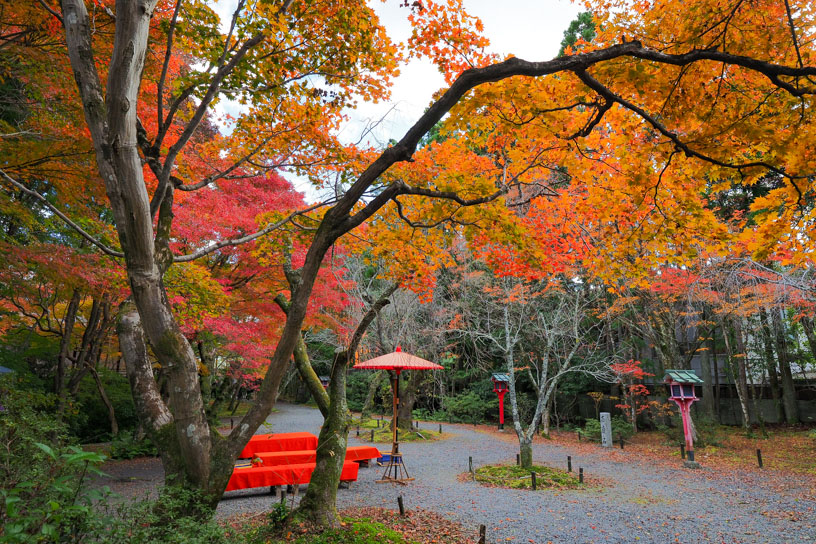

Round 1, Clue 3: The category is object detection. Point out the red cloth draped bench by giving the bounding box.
[239,432,319,458]
[225,460,359,492]
[227,432,377,493]
[255,445,382,466]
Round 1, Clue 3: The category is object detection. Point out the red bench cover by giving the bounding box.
[256,446,382,466]
[225,460,359,491]
[239,432,319,458]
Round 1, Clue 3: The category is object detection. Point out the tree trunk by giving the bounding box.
[759,310,784,423]
[699,340,716,419]
[723,319,750,431]
[296,285,397,528]
[540,395,553,437]
[117,303,234,513]
[771,310,799,424]
[709,334,721,422]
[89,365,119,436]
[396,371,421,431]
[55,289,81,422]
[296,353,350,528]
[519,437,533,469]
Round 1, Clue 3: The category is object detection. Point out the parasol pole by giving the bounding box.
[392,370,400,456]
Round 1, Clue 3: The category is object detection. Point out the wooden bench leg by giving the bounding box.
[269,486,278,496]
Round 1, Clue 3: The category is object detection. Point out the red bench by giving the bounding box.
[226,460,359,494]
[255,446,382,466]
[239,432,319,458]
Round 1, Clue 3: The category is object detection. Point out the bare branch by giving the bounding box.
[1,169,124,258]
[36,0,63,24]
[574,69,806,180]
[173,200,328,262]
[157,0,183,130]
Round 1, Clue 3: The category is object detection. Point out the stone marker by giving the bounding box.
[600,412,612,448]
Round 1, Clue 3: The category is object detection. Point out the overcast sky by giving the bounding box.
[211,0,581,199]
[343,1,581,147]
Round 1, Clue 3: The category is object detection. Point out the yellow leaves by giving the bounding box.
[164,262,229,331]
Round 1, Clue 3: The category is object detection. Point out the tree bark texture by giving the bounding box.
[396,371,422,431]
[295,353,350,528]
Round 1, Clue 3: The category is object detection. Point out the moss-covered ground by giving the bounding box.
[351,417,445,443]
[472,463,582,490]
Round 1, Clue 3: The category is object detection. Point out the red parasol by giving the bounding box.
[354,346,442,483]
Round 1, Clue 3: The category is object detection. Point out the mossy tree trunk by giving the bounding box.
[519,437,533,469]
[295,353,350,528]
[279,283,398,528]
[396,371,422,431]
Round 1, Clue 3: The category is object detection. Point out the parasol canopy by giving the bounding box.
[352,346,443,373]
[353,346,442,484]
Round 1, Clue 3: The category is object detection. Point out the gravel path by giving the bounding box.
[100,403,816,543]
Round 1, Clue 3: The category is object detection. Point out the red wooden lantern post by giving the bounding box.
[664,370,704,467]
[491,373,509,430]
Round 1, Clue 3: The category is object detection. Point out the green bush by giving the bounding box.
[97,488,242,544]
[579,416,633,442]
[657,415,721,448]
[442,391,498,423]
[66,371,138,443]
[0,375,111,544]
[109,431,158,460]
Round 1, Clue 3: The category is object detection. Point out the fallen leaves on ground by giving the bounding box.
[340,507,477,543]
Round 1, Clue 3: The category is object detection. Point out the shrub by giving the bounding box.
[97,488,242,544]
[657,415,721,448]
[0,375,111,543]
[579,416,633,442]
[442,391,497,423]
[109,431,158,460]
[66,371,138,443]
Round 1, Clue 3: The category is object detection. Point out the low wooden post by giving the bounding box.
[479,524,486,544]
[757,448,763,468]
[469,456,473,473]
[567,455,572,472]
[531,471,537,490]
[680,444,685,459]
[620,436,625,449]
[398,495,405,516]
[516,453,520,466]
[230,418,234,429]
[579,467,584,484]
[371,429,375,441]
[439,423,442,433]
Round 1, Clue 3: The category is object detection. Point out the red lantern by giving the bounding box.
[491,373,510,429]
[664,370,704,464]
